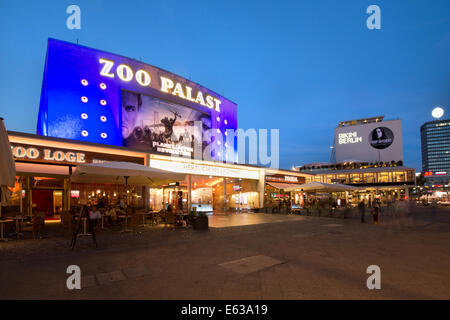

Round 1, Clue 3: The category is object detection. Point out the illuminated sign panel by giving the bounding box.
[333,119,403,163]
[37,38,237,160]
[338,132,362,144]
[149,158,259,180]
[10,143,144,165]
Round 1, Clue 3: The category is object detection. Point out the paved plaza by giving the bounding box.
[0,207,449,299]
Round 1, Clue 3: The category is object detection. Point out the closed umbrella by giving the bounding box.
[0,118,16,216]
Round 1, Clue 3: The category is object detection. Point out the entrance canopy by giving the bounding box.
[284,181,362,193]
[71,161,186,187]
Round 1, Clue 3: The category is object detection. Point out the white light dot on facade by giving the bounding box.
[218,152,221,157]
[81,79,88,86]
[81,130,88,137]
[100,116,107,122]
[216,129,221,134]
[224,131,228,136]
[216,116,220,122]
[81,113,88,119]
[81,96,88,103]
[225,142,228,147]
[100,99,107,106]
[224,119,228,125]
[432,107,444,119]
[100,132,108,139]
[217,140,221,145]
[100,83,107,90]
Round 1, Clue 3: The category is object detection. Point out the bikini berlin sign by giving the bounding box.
[37,38,237,160]
[333,119,403,163]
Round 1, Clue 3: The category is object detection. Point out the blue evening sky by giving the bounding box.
[0,0,449,171]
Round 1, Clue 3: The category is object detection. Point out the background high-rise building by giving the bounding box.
[420,118,450,186]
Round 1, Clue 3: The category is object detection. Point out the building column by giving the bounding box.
[144,186,150,210]
[257,168,265,209]
[63,178,69,212]
[223,178,227,213]
[26,176,32,216]
[187,174,192,213]
[223,178,228,212]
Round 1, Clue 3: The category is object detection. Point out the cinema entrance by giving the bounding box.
[147,154,264,214]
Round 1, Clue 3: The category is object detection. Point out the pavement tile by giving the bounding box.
[96,270,126,285]
[81,275,98,288]
[219,255,283,274]
[122,265,151,279]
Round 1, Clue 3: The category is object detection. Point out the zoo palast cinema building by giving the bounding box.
[4,39,415,217]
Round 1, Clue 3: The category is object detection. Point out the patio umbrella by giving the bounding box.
[71,161,186,187]
[284,181,362,193]
[71,161,186,208]
[0,118,16,216]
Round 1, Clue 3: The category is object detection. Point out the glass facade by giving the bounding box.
[315,169,415,186]
[421,119,450,173]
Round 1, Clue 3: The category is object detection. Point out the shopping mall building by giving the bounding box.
[295,116,416,203]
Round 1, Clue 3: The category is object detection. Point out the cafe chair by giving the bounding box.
[164,211,176,228]
[22,215,44,239]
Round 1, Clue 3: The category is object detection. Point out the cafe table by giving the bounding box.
[73,216,90,236]
[136,211,153,226]
[0,219,13,241]
[11,215,27,239]
[118,215,132,232]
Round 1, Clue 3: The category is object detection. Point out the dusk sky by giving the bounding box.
[1,0,449,171]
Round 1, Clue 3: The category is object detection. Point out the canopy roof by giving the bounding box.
[266,181,305,190]
[71,161,186,187]
[283,181,362,193]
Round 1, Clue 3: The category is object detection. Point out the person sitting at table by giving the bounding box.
[89,206,102,227]
[105,206,118,225]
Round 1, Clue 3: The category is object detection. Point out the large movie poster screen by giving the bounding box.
[121,90,211,157]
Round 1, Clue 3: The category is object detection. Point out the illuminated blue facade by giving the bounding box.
[37,38,237,159]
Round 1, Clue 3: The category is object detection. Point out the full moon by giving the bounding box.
[432,107,444,119]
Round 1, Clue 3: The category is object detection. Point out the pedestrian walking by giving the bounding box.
[358,200,365,223]
[431,198,437,214]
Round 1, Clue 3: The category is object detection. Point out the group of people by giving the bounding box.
[80,205,126,229]
[358,199,381,224]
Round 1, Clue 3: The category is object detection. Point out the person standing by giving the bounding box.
[358,200,366,223]
[373,199,380,224]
